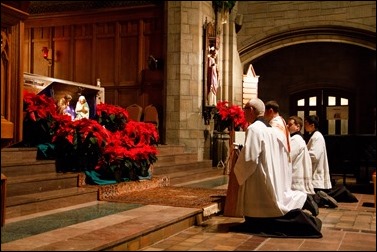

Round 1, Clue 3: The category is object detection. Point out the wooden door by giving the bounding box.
[289,88,354,136]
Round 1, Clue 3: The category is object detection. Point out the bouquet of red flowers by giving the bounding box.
[214,100,247,132]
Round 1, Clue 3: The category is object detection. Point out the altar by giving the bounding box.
[23,73,105,118]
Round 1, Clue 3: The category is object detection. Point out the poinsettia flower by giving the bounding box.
[24,92,159,183]
[23,90,58,122]
[215,100,247,129]
[124,121,160,146]
[95,103,129,132]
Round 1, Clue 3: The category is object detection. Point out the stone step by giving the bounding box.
[156,144,186,156]
[168,167,225,185]
[153,160,213,174]
[2,145,222,224]
[1,203,204,251]
[6,172,80,197]
[1,147,38,163]
[155,152,198,166]
[5,186,99,219]
[1,160,56,177]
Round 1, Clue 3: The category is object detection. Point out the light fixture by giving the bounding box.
[42,47,52,65]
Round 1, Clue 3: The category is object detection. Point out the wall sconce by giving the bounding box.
[42,47,52,65]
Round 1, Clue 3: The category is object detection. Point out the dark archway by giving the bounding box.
[249,42,375,134]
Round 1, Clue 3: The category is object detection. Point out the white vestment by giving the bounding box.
[290,133,315,195]
[270,116,292,190]
[233,120,307,218]
[307,131,332,190]
[269,115,291,154]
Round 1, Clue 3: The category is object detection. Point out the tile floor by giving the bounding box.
[140,192,376,251]
[1,176,376,251]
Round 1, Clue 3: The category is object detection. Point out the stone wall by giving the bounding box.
[237,1,376,53]
[165,1,215,159]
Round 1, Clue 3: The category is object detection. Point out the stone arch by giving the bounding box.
[239,25,376,70]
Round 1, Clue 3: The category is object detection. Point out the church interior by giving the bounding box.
[1,1,375,250]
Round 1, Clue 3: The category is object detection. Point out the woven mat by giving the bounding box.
[104,186,227,209]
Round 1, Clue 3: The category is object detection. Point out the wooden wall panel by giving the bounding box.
[119,21,139,85]
[23,4,165,142]
[120,36,138,85]
[74,39,92,84]
[32,27,51,76]
[96,23,116,86]
[53,26,72,80]
[32,41,50,76]
[143,18,163,61]
[104,89,116,105]
[23,28,30,73]
[74,24,93,84]
[117,88,142,108]
[54,39,70,80]
[96,38,115,85]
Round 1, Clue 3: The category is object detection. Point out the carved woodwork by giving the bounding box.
[1,2,29,148]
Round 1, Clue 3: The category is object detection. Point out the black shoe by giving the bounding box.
[317,190,338,208]
[303,194,319,216]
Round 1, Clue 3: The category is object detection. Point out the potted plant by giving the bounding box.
[214,100,247,132]
[95,103,129,132]
[23,92,160,184]
[94,123,159,183]
[22,90,58,146]
[52,117,109,172]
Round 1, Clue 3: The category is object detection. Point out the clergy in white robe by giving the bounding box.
[287,116,315,195]
[233,98,307,218]
[265,100,291,155]
[265,100,293,193]
[304,115,332,190]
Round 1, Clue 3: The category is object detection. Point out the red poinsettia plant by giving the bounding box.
[95,103,129,132]
[22,90,59,146]
[95,122,159,182]
[23,90,58,122]
[51,117,110,171]
[214,100,247,131]
[22,92,159,184]
[50,102,159,183]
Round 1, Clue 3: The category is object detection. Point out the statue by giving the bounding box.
[75,95,89,120]
[207,47,218,106]
[57,94,74,120]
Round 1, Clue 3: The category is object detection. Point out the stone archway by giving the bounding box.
[239,26,375,134]
[239,25,376,71]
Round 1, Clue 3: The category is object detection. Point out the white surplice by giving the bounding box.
[233,120,307,218]
[290,133,315,195]
[270,116,292,190]
[269,115,291,154]
[306,131,332,190]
